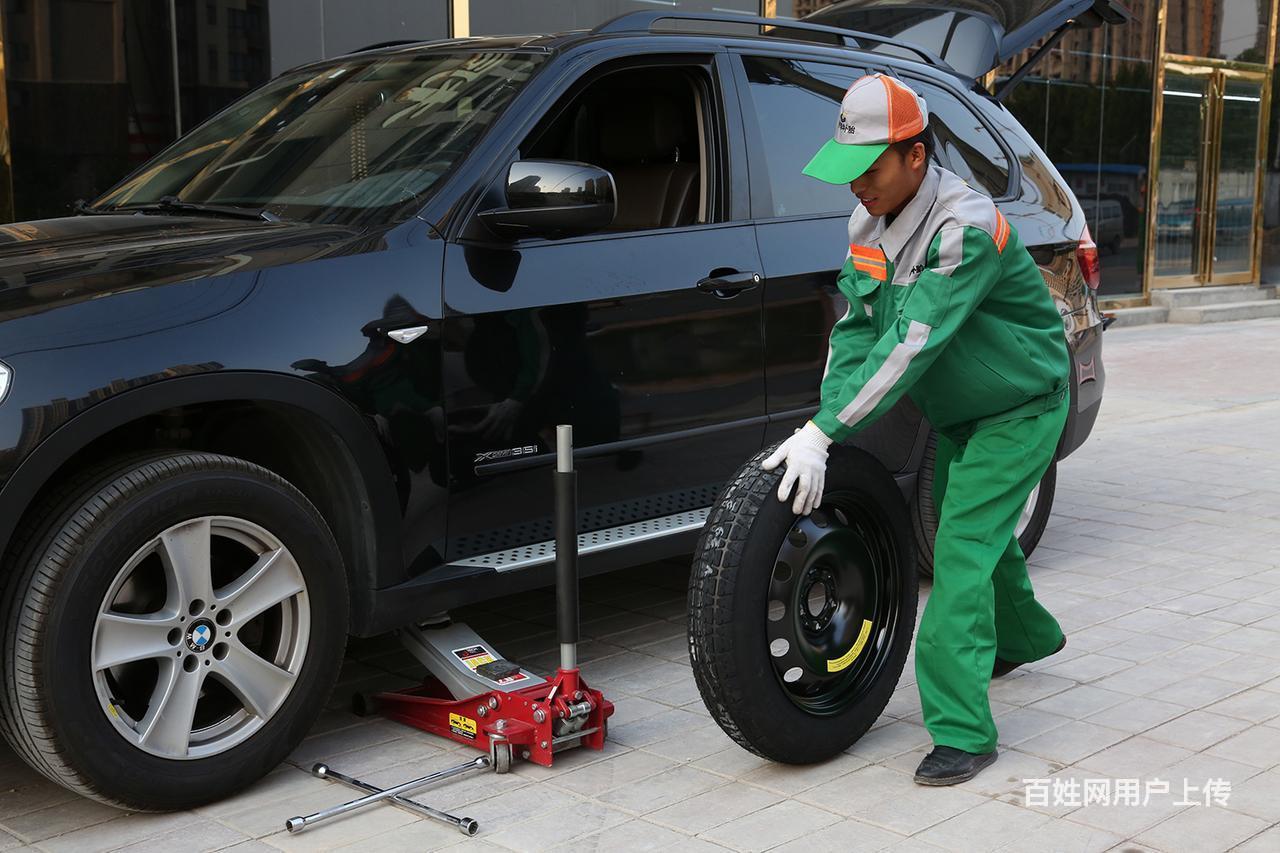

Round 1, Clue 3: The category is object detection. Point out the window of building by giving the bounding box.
[898,76,1011,199]
[206,3,216,25]
[208,46,218,76]
[740,56,869,219]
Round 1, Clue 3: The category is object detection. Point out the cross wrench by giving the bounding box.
[310,762,479,836]
[285,755,489,833]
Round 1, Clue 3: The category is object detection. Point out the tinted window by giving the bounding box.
[903,76,1011,198]
[96,51,546,226]
[741,56,866,218]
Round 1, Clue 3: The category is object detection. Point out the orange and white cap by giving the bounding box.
[802,73,929,184]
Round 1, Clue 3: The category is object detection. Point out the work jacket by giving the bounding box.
[812,164,1070,444]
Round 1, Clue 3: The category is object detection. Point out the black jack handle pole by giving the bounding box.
[555,424,579,671]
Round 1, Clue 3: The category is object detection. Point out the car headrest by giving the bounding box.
[597,93,684,164]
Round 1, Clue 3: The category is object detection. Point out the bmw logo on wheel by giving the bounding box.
[186,620,215,652]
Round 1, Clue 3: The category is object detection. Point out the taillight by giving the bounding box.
[1076,225,1101,291]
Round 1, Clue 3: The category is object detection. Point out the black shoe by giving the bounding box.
[992,635,1067,678]
[913,746,998,786]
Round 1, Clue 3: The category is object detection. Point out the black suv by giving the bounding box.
[0,3,1116,809]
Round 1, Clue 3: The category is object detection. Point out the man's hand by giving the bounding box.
[761,421,833,516]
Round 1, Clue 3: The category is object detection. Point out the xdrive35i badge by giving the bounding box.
[474,445,539,464]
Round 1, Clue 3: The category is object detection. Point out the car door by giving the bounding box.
[731,51,923,473]
[441,51,766,569]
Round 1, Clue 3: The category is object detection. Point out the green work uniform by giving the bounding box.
[813,164,1071,753]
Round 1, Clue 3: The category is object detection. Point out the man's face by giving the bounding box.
[849,143,927,218]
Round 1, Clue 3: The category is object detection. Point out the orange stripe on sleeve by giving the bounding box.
[852,260,887,280]
[849,243,886,261]
[993,212,1010,253]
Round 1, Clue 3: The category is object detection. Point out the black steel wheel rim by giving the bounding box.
[765,491,903,715]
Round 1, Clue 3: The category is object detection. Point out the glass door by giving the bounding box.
[1151,62,1268,287]
[1211,76,1266,281]
[1152,66,1211,283]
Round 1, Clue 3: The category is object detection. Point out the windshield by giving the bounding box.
[95,50,547,226]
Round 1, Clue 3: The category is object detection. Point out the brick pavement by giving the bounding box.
[3,318,1280,852]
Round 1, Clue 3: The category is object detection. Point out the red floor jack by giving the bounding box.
[285,425,614,836]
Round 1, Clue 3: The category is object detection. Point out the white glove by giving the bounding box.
[761,421,832,516]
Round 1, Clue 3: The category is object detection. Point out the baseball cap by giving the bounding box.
[802,73,929,185]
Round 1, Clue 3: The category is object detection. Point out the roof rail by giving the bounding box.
[591,10,950,70]
[352,40,430,53]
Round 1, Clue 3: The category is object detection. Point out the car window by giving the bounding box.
[900,76,1011,199]
[95,51,547,226]
[518,64,710,232]
[739,56,870,219]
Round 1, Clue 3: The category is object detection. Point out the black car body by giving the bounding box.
[0,2,1117,807]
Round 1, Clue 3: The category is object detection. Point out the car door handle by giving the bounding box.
[696,271,761,296]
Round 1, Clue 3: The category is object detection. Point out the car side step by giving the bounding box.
[449,507,711,573]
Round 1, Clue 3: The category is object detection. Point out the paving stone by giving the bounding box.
[113,820,251,853]
[738,750,870,797]
[479,801,631,852]
[548,749,676,797]
[35,811,200,853]
[993,706,1075,746]
[556,818,725,852]
[1028,686,1132,720]
[1202,725,1280,770]
[913,798,1052,853]
[1134,800,1270,853]
[768,818,907,852]
[845,720,934,762]
[698,799,842,852]
[1038,654,1134,684]
[1235,824,1280,852]
[1084,696,1188,735]
[596,765,726,815]
[606,707,713,749]
[0,796,121,844]
[1147,674,1245,709]
[1144,710,1253,752]
[1074,736,1196,779]
[646,781,783,835]
[1015,721,1130,765]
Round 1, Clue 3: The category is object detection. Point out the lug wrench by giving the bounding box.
[307,763,479,836]
[285,755,489,834]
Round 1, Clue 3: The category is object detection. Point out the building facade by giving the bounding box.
[0,0,1276,308]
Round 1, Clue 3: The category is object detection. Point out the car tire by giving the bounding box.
[688,442,917,764]
[0,451,348,810]
[911,432,1057,579]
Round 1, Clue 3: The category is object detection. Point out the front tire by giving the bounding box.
[688,443,917,764]
[0,452,348,810]
[911,432,1057,578]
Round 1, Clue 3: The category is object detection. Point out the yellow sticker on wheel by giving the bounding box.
[828,619,873,673]
[449,712,477,740]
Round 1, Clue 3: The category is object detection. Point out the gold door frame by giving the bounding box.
[1137,0,1278,299]
[1205,64,1268,286]
[1147,60,1270,289]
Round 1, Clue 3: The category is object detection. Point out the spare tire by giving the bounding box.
[688,442,917,764]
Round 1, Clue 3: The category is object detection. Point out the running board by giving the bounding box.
[449,507,710,573]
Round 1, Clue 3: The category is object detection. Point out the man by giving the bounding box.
[762,74,1070,786]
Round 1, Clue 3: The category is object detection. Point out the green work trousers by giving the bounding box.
[913,398,1069,753]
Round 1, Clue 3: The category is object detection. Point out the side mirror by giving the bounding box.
[477,159,616,240]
